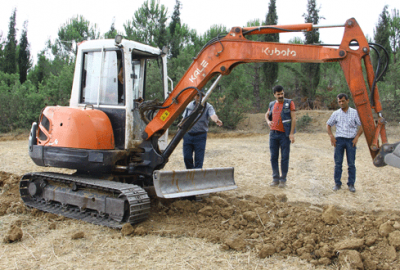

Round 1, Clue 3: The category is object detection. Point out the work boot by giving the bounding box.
[348,185,356,193]
[332,185,341,191]
[270,181,279,187]
[278,181,286,188]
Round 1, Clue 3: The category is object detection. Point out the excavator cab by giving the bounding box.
[70,37,170,151]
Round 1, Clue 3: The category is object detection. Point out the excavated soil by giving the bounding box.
[1,111,400,269]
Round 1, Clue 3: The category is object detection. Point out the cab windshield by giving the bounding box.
[80,49,124,106]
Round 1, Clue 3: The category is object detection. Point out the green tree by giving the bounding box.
[18,21,32,84]
[28,51,51,89]
[124,0,168,48]
[169,0,182,58]
[51,15,100,58]
[104,18,119,39]
[301,0,322,101]
[3,9,17,74]
[389,8,400,64]
[0,32,5,71]
[373,5,392,78]
[262,0,279,93]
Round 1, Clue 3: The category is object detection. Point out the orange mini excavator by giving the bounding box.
[21,18,397,228]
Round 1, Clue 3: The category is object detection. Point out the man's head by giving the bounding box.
[337,93,349,111]
[273,85,285,103]
[194,90,205,104]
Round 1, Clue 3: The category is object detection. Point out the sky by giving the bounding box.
[0,0,399,64]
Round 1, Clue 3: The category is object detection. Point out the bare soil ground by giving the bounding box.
[1,111,400,269]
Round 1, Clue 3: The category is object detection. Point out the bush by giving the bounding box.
[297,114,312,131]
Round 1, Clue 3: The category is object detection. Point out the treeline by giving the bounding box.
[0,0,399,133]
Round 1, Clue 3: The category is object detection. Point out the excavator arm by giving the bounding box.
[140,18,390,169]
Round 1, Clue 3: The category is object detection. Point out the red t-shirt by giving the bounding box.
[270,101,295,132]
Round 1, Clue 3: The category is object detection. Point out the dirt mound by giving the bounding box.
[2,172,399,269]
[0,171,25,216]
[140,194,400,269]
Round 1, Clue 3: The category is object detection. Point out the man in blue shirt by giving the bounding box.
[327,93,363,193]
[182,92,223,169]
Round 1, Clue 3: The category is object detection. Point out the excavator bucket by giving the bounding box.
[153,167,236,198]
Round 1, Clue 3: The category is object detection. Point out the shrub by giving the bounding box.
[297,114,312,131]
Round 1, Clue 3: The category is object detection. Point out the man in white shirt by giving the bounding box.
[327,93,363,193]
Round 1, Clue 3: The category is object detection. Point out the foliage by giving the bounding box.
[51,15,100,58]
[296,114,312,131]
[389,8,400,63]
[124,0,168,48]
[168,0,181,58]
[18,21,32,84]
[104,19,119,39]
[207,65,253,129]
[0,72,45,132]
[0,31,5,71]
[3,9,17,74]
[373,5,392,77]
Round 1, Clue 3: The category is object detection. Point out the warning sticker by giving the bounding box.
[160,110,170,121]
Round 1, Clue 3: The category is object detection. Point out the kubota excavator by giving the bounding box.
[20,18,398,228]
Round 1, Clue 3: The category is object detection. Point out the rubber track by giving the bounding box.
[20,172,151,229]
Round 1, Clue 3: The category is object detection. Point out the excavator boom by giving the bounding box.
[143,18,388,172]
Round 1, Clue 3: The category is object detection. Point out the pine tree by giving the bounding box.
[18,21,31,84]
[54,15,100,57]
[389,8,400,64]
[3,9,18,74]
[124,0,168,48]
[0,32,5,71]
[262,0,279,94]
[301,0,321,101]
[169,0,182,58]
[373,5,392,79]
[104,18,118,39]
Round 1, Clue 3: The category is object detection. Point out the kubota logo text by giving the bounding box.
[189,60,208,83]
[262,47,297,57]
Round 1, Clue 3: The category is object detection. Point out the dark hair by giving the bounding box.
[273,85,284,94]
[337,93,349,100]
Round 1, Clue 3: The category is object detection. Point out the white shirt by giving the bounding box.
[326,107,361,138]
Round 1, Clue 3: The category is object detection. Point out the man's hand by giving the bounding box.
[352,137,359,147]
[210,115,223,126]
[289,134,295,143]
[265,109,272,127]
[330,135,336,147]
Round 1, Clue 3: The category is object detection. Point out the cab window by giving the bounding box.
[80,49,124,105]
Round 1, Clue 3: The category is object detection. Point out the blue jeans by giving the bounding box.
[269,131,291,182]
[183,132,207,169]
[334,137,356,186]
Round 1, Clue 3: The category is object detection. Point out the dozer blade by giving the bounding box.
[153,167,236,198]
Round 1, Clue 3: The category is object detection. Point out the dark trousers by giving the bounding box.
[269,131,291,182]
[183,132,207,169]
[334,137,356,186]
